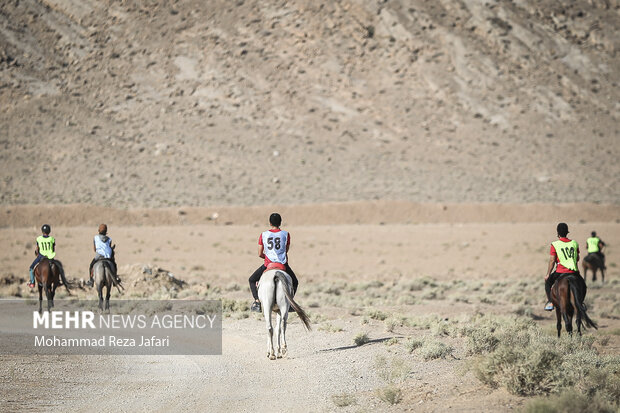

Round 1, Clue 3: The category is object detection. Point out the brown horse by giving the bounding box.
[34,257,71,313]
[550,274,596,337]
[583,254,605,283]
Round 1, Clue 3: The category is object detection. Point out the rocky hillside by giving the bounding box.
[1,0,618,207]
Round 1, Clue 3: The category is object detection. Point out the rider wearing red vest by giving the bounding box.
[248,213,298,312]
[544,223,587,311]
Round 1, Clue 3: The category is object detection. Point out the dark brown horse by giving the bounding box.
[34,257,71,312]
[550,274,596,337]
[583,254,605,283]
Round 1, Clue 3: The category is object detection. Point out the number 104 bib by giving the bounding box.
[552,239,578,271]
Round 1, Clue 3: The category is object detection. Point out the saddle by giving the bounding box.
[264,263,286,272]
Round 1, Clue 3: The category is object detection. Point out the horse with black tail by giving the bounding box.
[34,257,71,313]
[258,267,311,360]
[93,259,123,313]
[551,273,597,337]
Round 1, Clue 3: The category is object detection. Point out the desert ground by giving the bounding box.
[1,203,619,412]
[1,0,619,411]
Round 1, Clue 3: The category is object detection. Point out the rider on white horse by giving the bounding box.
[248,213,299,312]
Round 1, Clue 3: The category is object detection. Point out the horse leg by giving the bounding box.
[105,283,111,313]
[592,267,597,282]
[601,267,605,284]
[275,312,282,358]
[571,291,582,336]
[38,284,43,314]
[555,307,562,338]
[97,282,104,313]
[45,285,52,312]
[50,284,57,309]
[563,305,573,336]
[265,309,275,360]
[281,309,288,357]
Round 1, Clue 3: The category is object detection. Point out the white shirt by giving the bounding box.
[261,230,288,264]
[94,234,113,258]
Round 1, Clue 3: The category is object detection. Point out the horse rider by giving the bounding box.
[544,223,587,311]
[248,213,299,312]
[586,231,606,269]
[85,224,119,287]
[27,224,56,288]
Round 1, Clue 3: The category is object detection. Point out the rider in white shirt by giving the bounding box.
[85,224,118,286]
[249,213,299,312]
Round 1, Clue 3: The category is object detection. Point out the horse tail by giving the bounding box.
[105,261,124,293]
[569,279,597,330]
[54,260,71,294]
[274,271,311,331]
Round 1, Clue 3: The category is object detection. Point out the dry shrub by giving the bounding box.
[331,393,356,407]
[522,391,616,413]
[353,332,369,346]
[318,322,343,333]
[468,315,620,408]
[376,386,402,405]
[419,340,453,361]
[406,338,424,352]
[374,355,408,405]
[366,309,388,321]
[221,298,248,314]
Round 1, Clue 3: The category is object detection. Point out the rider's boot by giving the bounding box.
[28,269,35,288]
[85,270,94,287]
[250,300,261,312]
[544,301,554,311]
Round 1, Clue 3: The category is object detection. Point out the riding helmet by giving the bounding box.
[41,224,51,234]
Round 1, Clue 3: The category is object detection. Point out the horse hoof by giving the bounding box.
[269,354,276,360]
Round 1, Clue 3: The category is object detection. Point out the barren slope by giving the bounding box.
[1,0,619,207]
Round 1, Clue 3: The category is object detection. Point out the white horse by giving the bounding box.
[258,269,311,360]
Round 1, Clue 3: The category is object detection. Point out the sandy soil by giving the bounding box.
[1,203,618,412]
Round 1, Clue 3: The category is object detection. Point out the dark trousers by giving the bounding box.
[30,254,44,270]
[249,264,298,300]
[545,271,587,302]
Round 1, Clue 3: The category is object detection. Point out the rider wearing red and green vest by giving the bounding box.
[544,223,587,311]
[586,231,606,269]
[28,224,56,288]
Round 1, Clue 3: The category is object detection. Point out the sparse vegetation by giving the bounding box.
[522,391,617,413]
[376,385,403,405]
[374,356,408,405]
[464,315,620,409]
[331,393,357,408]
[419,340,454,361]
